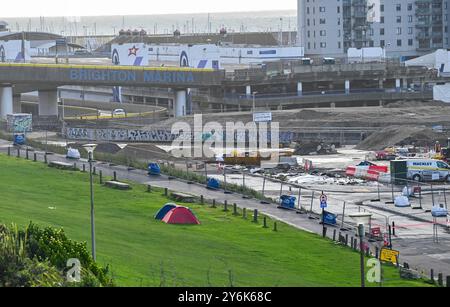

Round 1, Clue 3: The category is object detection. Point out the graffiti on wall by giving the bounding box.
[7,114,33,133]
[65,127,299,144]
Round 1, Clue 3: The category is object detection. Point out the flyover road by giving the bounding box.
[1,140,449,280]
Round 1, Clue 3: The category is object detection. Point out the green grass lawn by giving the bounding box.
[0,154,432,287]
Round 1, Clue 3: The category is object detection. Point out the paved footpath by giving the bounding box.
[1,140,449,279]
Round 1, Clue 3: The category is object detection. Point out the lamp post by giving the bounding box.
[252,91,258,112]
[349,212,373,288]
[83,144,98,261]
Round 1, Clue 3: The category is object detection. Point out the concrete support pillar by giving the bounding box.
[38,89,58,116]
[403,78,408,90]
[297,82,303,96]
[246,85,251,98]
[0,86,13,119]
[174,89,187,118]
[395,79,401,92]
[13,95,21,114]
[345,80,350,94]
[378,79,384,89]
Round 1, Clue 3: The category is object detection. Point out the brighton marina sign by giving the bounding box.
[69,69,196,84]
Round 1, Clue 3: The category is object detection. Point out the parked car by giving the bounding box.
[112,109,126,117]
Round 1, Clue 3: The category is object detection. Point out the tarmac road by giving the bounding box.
[1,139,449,281]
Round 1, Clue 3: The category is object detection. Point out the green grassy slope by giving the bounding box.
[0,154,431,287]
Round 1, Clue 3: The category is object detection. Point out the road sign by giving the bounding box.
[320,194,328,209]
[56,38,67,46]
[380,248,400,265]
[253,112,272,123]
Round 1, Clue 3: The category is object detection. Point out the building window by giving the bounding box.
[397,39,402,47]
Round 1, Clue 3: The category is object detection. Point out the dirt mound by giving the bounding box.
[95,143,122,154]
[357,125,447,151]
[117,144,177,162]
[385,100,448,108]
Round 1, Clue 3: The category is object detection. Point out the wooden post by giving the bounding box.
[33,152,37,162]
[446,276,450,288]
[224,200,228,212]
[93,167,96,175]
[351,237,354,249]
[263,217,268,228]
[253,209,258,223]
[345,234,349,246]
[200,195,204,205]
[26,148,29,160]
[147,184,151,193]
[212,199,216,208]
[99,170,103,184]
[431,269,435,284]
[233,203,238,215]
[333,229,337,241]
[16,148,20,158]
[164,188,168,197]
[243,208,247,219]
[113,171,117,181]
[83,164,86,172]
[273,222,277,232]
[73,162,77,170]
[438,273,443,286]
[44,153,47,164]
[7,146,10,156]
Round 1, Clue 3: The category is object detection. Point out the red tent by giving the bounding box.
[162,207,200,225]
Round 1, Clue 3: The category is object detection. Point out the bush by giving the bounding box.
[0,223,114,287]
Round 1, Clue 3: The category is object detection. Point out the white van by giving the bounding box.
[407,159,450,182]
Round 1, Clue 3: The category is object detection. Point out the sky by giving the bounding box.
[1,0,297,18]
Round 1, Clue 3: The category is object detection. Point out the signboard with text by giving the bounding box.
[380,248,400,265]
[253,112,272,123]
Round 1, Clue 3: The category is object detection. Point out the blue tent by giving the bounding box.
[155,203,178,220]
[280,195,296,209]
[206,177,220,190]
[148,163,161,176]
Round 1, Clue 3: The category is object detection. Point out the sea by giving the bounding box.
[1,10,297,36]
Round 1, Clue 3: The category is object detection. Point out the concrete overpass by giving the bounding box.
[0,63,224,119]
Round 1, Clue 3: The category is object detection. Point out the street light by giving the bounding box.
[252,91,258,112]
[83,143,98,261]
[349,212,373,288]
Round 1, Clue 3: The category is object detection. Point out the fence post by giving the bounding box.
[113,171,117,181]
[392,221,396,237]
[224,200,228,212]
[73,162,77,170]
[375,247,379,259]
[345,234,349,247]
[341,202,346,230]
[147,184,151,193]
[99,170,103,184]
[333,229,337,241]
[233,203,238,216]
[438,273,443,286]
[16,148,20,158]
[44,153,47,164]
[200,195,204,205]
[243,208,247,219]
[431,269,435,284]
[308,191,315,218]
[446,276,450,288]
[253,209,258,223]
[7,146,10,156]
[26,148,29,160]
[263,217,268,228]
[212,199,216,208]
[273,222,277,232]
[33,152,37,162]
[83,164,86,172]
[351,237,354,249]
[93,167,96,175]
[164,188,168,197]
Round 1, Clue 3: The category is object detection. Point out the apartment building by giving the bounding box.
[298,0,450,58]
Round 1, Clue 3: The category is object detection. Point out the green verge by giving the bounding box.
[0,153,433,287]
